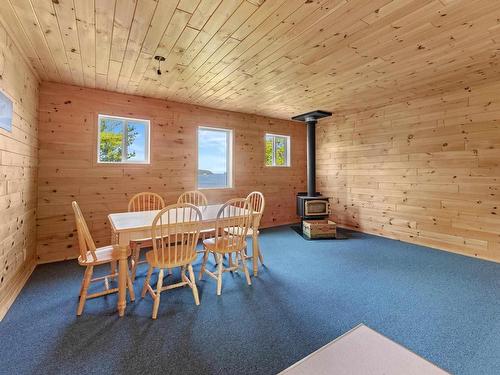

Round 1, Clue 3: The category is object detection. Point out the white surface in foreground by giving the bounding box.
[279,324,449,375]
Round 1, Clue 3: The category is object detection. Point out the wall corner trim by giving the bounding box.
[0,261,36,321]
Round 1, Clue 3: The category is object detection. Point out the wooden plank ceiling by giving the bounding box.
[2,0,500,119]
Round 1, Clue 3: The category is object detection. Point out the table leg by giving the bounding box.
[117,244,128,317]
[252,231,258,277]
[110,231,118,279]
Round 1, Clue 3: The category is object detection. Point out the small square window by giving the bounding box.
[265,133,290,167]
[97,114,150,164]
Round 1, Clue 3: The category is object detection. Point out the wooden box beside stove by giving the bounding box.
[303,220,337,239]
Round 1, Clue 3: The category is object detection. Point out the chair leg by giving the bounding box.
[257,238,264,265]
[126,271,135,302]
[240,250,252,286]
[79,273,86,297]
[141,265,153,298]
[152,269,164,319]
[188,264,200,306]
[199,249,209,280]
[216,254,223,296]
[77,266,93,316]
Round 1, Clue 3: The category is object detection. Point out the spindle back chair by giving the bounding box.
[199,198,253,295]
[72,201,135,315]
[177,190,208,207]
[141,203,202,319]
[128,192,165,212]
[246,191,265,265]
[178,190,213,244]
[127,192,166,280]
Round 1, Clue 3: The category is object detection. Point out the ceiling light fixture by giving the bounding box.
[154,55,165,75]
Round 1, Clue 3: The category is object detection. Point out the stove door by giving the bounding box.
[305,200,330,216]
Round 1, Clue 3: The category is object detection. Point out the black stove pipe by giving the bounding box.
[291,110,332,198]
[306,118,317,197]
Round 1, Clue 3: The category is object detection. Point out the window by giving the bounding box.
[97,114,150,164]
[197,126,232,189]
[265,133,290,167]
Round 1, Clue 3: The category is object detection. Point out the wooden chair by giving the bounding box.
[177,190,208,207]
[128,192,166,281]
[177,190,214,244]
[225,192,265,266]
[245,191,265,265]
[72,201,135,316]
[141,203,202,319]
[199,198,253,295]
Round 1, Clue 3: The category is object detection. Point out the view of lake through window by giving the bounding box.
[198,127,232,189]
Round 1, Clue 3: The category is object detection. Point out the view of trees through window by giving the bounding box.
[98,115,149,163]
[265,134,290,166]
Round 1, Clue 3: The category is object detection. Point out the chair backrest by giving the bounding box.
[246,191,265,228]
[128,192,165,212]
[71,201,97,262]
[150,203,202,266]
[177,190,208,207]
[214,198,253,251]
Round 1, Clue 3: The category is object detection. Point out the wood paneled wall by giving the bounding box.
[0,21,39,319]
[37,82,306,263]
[317,82,500,262]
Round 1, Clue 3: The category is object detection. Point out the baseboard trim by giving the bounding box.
[37,255,78,265]
[0,261,36,321]
[339,224,500,264]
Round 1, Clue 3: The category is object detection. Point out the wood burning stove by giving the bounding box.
[292,110,333,221]
[296,193,330,219]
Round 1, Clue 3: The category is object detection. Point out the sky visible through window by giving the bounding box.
[198,128,228,173]
[127,121,146,161]
[198,127,230,188]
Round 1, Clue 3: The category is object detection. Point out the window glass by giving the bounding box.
[198,127,232,189]
[98,115,149,163]
[265,134,290,167]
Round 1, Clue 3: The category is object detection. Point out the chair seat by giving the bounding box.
[203,236,247,253]
[78,245,131,266]
[225,227,259,237]
[145,250,197,269]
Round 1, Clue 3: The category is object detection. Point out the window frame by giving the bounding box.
[265,133,291,167]
[97,114,150,165]
[196,126,233,190]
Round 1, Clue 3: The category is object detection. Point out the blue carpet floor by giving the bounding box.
[1,226,499,375]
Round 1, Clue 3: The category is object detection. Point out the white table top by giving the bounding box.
[279,324,449,375]
[108,204,224,233]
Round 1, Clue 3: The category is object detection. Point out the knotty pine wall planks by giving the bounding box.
[37,82,306,263]
[317,81,500,262]
[0,21,39,319]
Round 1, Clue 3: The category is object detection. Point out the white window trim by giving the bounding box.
[265,133,291,167]
[97,114,150,164]
[197,126,233,190]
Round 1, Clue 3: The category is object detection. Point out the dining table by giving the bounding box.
[108,203,260,317]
